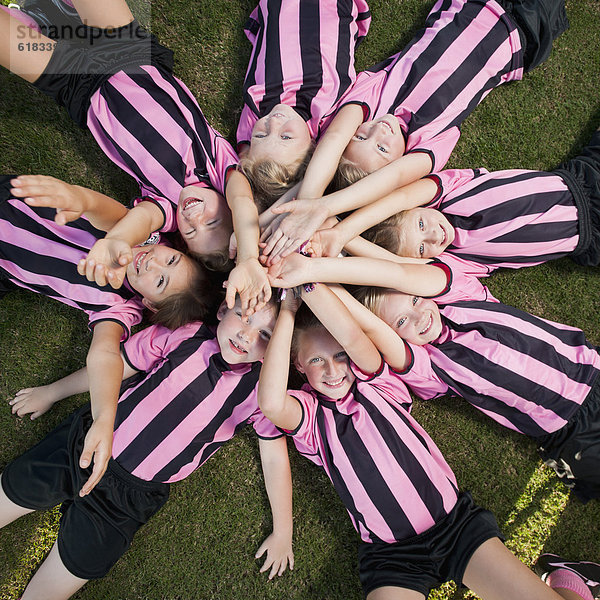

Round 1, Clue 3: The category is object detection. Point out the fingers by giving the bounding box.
[79,443,109,496]
[262,229,284,257]
[78,257,123,288]
[225,281,237,309]
[265,235,290,265]
[106,266,128,289]
[55,209,81,226]
[278,238,302,260]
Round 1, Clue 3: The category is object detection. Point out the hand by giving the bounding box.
[259,212,287,246]
[78,417,113,496]
[266,253,312,289]
[261,199,329,264]
[307,227,344,258]
[79,238,132,288]
[224,258,272,316]
[255,531,294,580]
[9,386,56,419]
[11,175,86,226]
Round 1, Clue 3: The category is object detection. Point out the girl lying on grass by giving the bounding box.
[316,126,600,271]
[2,0,237,273]
[2,173,217,497]
[257,280,599,600]
[260,0,569,264]
[268,252,600,503]
[3,297,293,600]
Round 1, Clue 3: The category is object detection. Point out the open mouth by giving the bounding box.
[182,197,202,212]
[419,313,434,336]
[323,376,346,389]
[229,339,247,355]
[379,119,395,135]
[440,225,447,246]
[134,250,149,274]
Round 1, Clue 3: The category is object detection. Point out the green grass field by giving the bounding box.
[0,0,599,598]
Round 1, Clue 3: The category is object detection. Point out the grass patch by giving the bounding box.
[1,0,599,598]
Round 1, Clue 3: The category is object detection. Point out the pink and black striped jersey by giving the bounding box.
[338,0,522,170]
[115,321,280,483]
[87,65,238,233]
[401,260,600,438]
[0,188,144,339]
[430,168,580,271]
[286,362,459,544]
[237,0,371,146]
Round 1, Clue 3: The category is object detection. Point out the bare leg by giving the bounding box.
[70,0,133,30]
[463,538,587,600]
[367,586,426,600]
[0,9,54,82]
[21,541,88,600]
[0,473,35,527]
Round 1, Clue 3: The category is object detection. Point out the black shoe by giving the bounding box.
[535,553,600,598]
[21,0,83,41]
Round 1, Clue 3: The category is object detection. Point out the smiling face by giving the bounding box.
[126,244,195,307]
[249,104,312,166]
[376,291,442,345]
[294,327,355,399]
[177,184,233,256]
[342,114,406,173]
[396,208,455,258]
[216,299,277,365]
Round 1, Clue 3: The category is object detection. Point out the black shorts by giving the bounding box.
[357,492,502,597]
[33,19,173,127]
[1,405,170,579]
[536,371,600,503]
[495,0,568,72]
[557,128,600,267]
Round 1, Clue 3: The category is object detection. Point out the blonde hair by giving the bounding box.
[332,157,369,191]
[239,142,315,211]
[351,285,393,319]
[362,211,410,255]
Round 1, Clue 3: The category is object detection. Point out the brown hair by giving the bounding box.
[150,259,223,329]
[238,142,316,211]
[290,303,326,363]
[196,249,235,273]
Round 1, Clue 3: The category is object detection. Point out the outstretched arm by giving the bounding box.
[330,177,439,249]
[225,170,271,315]
[255,436,294,579]
[77,320,126,497]
[300,283,382,375]
[330,285,410,373]
[258,296,303,431]
[268,254,448,298]
[342,235,430,265]
[11,175,129,229]
[263,145,432,262]
[9,366,91,420]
